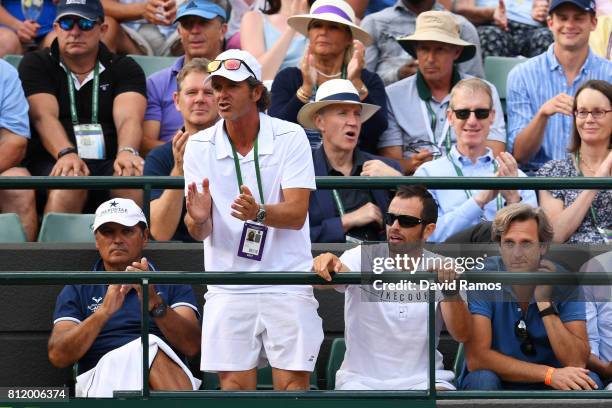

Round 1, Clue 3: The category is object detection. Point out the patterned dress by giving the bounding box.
[537,156,612,244]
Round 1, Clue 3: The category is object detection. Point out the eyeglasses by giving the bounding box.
[58,16,98,31]
[453,108,491,120]
[514,319,536,356]
[384,212,424,228]
[574,109,612,119]
[404,140,442,158]
[207,59,257,78]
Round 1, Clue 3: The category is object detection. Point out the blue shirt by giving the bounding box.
[2,0,56,37]
[0,59,29,138]
[507,44,612,170]
[414,146,537,242]
[144,56,184,143]
[143,141,195,242]
[52,259,199,373]
[467,256,586,368]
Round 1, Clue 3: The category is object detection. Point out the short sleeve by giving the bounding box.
[339,246,362,272]
[167,284,199,316]
[0,60,30,138]
[144,74,163,121]
[111,56,147,98]
[280,126,316,190]
[19,51,56,97]
[467,290,494,319]
[558,299,586,322]
[53,285,85,324]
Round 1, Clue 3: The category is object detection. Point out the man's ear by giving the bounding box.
[173,91,180,111]
[100,22,109,36]
[142,228,150,246]
[313,112,325,132]
[422,223,436,241]
[250,84,263,103]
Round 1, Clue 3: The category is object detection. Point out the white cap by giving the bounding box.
[206,49,262,83]
[92,198,148,232]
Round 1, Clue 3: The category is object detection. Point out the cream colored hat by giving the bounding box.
[297,79,380,129]
[288,0,372,46]
[397,11,476,63]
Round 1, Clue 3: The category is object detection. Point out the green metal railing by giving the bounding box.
[1,176,612,407]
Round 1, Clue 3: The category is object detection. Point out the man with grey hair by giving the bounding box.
[460,203,604,391]
[414,77,536,242]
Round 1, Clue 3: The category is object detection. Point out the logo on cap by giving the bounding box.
[110,200,118,207]
[186,1,198,8]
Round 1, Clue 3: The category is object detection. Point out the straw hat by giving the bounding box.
[297,79,380,129]
[396,11,476,63]
[288,0,372,46]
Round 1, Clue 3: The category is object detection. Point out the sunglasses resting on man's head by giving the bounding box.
[207,59,257,78]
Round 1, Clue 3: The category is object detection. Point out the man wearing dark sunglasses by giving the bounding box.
[414,78,537,242]
[19,0,147,214]
[460,203,603,391]
[313,185,472,390]
[183,49,323,391]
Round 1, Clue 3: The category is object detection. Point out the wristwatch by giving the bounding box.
[118,146,140,156]
[255,205,266,223]
[149,299,168,318]
[538,302,559,318]
[57,146,77,160]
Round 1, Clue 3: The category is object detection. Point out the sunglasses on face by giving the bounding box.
[207,59,257,78]
[58,16,98,31]
[384,212,424,228]
[453,108,491,120]
[515,319,536,356]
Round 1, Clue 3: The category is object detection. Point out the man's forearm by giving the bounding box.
[588,354,612,380]
[541,315,590,367]
[150,188,185,241]
[116,118,143,151]
[512,111,549,164]
[454,6,495,25]
[153,308,201,358]
[262,201,308,230]
[0,132,26,172]
[467,346,550,383]
[34,115,74,159]
[185,214,212,241]
[48,312,111,368]
[100,0,146,21]
[440,300,472,343]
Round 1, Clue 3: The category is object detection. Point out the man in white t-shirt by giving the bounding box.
[313,185,472,390]
[183,49,323,390]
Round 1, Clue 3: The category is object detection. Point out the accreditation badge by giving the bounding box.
[597,227,612,244]
[237,221,268,261]
[74,124,105,160]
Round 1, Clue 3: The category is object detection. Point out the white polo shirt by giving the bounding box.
[183,113,316,295]
[336,245,456,390]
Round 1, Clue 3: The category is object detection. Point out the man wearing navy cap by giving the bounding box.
[507,0,612,171]
[19,0,147,214]
[49,198,201,397]
[141,0,227,154]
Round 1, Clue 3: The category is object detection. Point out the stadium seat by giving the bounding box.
[453,342,465,379]
[37,213,95,243]
[0,213,27,242]
[3,54,23,69]
[484,56,527,113]
[128,55,177,77]
[325,337,346,390]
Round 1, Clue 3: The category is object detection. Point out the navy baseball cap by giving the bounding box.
[55,0,105,22]
[174,0,227,24]
[549,0,595,14]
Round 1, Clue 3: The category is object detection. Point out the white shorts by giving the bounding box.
[201,292,323,372]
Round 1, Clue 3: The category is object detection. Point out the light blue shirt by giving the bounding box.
[0,59,29,139]
[414,145,537,242]
[507,44,612,170]
[582,252,612,365]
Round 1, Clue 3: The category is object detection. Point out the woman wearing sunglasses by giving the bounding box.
[414,78,537,242]
[268,0,387,154]
[297,79,401,243]
[536,80,612,244]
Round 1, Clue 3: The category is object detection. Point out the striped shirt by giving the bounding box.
[507,44,612,170]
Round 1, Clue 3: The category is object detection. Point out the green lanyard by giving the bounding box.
[447,152,502,210]
[227,137,265,205]
[63,62,100,126]
[574,151,601,227]
[425,100,452,152]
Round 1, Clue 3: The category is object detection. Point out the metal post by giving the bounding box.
[428,288,436,400]
[141,278,150,398]
[143,183,152,223]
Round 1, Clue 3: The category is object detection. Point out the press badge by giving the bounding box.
[237,221,268,261]
[74,124,105,159]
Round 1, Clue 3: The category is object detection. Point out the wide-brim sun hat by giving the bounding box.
[396,11,476,63]
[297,79,380,129]
[288,0,372,46]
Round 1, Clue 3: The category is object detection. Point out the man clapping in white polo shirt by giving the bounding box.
[182,49,323,391]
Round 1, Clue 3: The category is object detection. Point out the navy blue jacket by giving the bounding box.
[309,146,401,243]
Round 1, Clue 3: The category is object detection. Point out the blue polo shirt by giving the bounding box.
[52,259,199,373]
[467,257,585,368]
[144,141,195,242]
[144,56,184,143]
